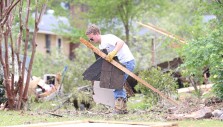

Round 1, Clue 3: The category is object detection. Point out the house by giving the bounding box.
[34,11,78,60]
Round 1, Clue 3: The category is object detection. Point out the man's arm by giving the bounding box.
[105,40,124,62]
[113,40,124,52]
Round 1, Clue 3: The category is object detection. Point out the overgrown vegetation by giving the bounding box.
[135,67,178,107]
[180,1,223,99]
[182,25,223,99]
[32,45,95,93]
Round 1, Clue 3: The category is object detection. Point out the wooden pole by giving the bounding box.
[151,38,155,66]
[80,38,178,106]
[137,22,186,44]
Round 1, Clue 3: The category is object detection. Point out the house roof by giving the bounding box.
[37,13,70,35]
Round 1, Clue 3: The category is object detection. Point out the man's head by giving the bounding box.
[85,24,101,43]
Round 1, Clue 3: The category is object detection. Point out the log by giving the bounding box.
[177,84,213,93]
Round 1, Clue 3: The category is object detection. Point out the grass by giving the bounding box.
[0,110,67,126]
[177,119,223,127]
[1,94,223,126]
[1,110,223,127]
[128,94,149,110]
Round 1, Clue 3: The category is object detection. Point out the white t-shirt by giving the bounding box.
[99,34,134,63]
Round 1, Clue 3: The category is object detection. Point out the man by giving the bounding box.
[85,24,135,114]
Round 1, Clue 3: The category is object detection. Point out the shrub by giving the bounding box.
[181,24,223,99]
[135,67,178,107]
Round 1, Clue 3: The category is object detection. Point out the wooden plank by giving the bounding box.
[137,22,186,44]
[87,120,178,127]
[11,120,178,127]
[80,38,178,106]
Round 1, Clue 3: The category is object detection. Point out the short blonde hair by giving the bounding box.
[85,24,101,35]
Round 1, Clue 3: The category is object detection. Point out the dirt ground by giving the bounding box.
[2,85,223,127]
[164,92,223,121]
[40,91,223,122]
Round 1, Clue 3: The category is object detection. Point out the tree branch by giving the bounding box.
[17,0,31,109]
[0,0,20,25]
[23,2,46,101]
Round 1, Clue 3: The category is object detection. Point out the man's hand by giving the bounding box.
[105,50,117,62]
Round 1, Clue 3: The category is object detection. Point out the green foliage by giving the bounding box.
[12,0,47,31]
[199,1,223,23]
[132,0,206,70]
[177,0,223,99]
[140,0,204,40]
[75,0,152,43]
[47,0,88,43]
[212,44,223,98]
[178,119,223,127]
[53,23,84,43]
[84,0,149,23]
[32,52,66,77]
[48,0,69,16]
[135,67,178,107]
[181,22,223,98]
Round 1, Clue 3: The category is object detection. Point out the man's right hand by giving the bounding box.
[105,50,117,62]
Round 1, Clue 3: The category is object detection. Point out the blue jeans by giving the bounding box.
[113,60,135,99]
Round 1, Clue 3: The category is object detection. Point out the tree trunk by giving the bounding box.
[22,4,46,105]
[0,0,46,110]
[124,24,129,45]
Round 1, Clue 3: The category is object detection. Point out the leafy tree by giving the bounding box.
[180,1,223,98]
[71,0,164,45]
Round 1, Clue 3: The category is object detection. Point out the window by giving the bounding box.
[45,34,51,54]
[57,38,62,53]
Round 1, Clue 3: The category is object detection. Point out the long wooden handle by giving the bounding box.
[137,21,186,44]
[80,37,178,106]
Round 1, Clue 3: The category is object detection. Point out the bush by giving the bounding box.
[181,24,223,99]
[135,67,178,107]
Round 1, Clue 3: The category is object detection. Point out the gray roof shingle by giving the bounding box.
[38,13,70,34]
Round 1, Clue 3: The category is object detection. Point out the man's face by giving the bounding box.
[87,33,100,43]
